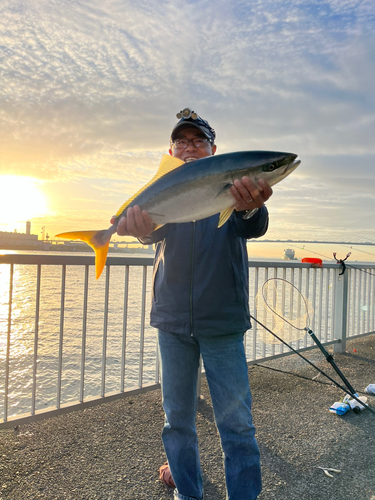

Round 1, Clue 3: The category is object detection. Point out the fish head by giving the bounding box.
[243,151,300,187]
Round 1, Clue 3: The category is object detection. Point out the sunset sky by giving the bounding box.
[1,0,375,251]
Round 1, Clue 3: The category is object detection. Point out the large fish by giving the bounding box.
[56,150,300,278]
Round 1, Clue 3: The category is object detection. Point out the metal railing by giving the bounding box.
[0,254,374,428]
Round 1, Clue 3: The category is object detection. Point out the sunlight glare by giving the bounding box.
[0,176,48,230]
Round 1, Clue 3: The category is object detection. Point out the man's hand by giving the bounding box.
[110,206,154,238]
[230,177,273,212]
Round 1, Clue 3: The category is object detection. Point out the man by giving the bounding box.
[114,109,272,500]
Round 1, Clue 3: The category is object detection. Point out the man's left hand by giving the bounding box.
[230,177,273,212]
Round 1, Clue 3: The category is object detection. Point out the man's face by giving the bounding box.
[169,127,216,162]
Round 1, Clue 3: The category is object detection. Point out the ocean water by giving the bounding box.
[0,253,158,419]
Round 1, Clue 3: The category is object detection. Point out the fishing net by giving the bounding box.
[253,278,374,415]
[255,278,314,344]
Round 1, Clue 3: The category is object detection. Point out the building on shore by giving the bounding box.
[0,222,154,254]
[0,221,47,250]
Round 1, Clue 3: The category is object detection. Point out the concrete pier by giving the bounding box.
[1,335,374,499]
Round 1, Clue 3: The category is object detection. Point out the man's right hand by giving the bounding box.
[110,206,154,238]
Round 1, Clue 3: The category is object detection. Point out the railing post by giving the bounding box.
[333,268,349,353]
[4,264,14,423]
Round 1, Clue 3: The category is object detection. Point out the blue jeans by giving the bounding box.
[158,330,261,500]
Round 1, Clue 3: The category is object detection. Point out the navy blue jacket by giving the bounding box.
[141,207,269,336]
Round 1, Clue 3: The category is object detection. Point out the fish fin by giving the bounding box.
[218,207,234,228]
[56,230,111,279]
[115,155,185,217]
[154,154,186,176]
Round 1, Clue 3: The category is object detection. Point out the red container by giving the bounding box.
[301,257,323,267]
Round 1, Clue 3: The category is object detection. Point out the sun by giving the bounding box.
[0,176,49,231]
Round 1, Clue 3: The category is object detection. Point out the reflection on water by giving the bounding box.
[0,256,157,419]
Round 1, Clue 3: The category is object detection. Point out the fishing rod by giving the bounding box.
[253,278,374,414]
[250,313,373,413]
[289,243,331,261]
[342,244,375,259]
[344,265,375,277]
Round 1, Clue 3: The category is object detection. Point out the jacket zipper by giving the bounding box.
[189,222,196,336]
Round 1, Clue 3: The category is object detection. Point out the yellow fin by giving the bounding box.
[218,207,234,228]
[56,230,111,279]
[115,155,185,218]
[94,240,110,279]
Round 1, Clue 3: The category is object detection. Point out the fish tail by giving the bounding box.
[56,229,112,279]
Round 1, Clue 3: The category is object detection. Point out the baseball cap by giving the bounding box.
[171,108,216,144]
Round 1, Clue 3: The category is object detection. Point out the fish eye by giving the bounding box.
[268,163,276,171]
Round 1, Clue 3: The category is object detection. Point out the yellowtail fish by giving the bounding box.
[56,151,300,279]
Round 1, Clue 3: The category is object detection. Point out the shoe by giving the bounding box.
[159,461,176,488]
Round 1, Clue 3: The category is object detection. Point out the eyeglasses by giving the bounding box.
[171,138,211,149]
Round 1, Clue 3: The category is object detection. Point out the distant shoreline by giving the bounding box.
[0,243,154,254]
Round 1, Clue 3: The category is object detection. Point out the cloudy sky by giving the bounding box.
[1,0,375,254]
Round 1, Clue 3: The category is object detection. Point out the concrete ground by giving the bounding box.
[1,334,374,500]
